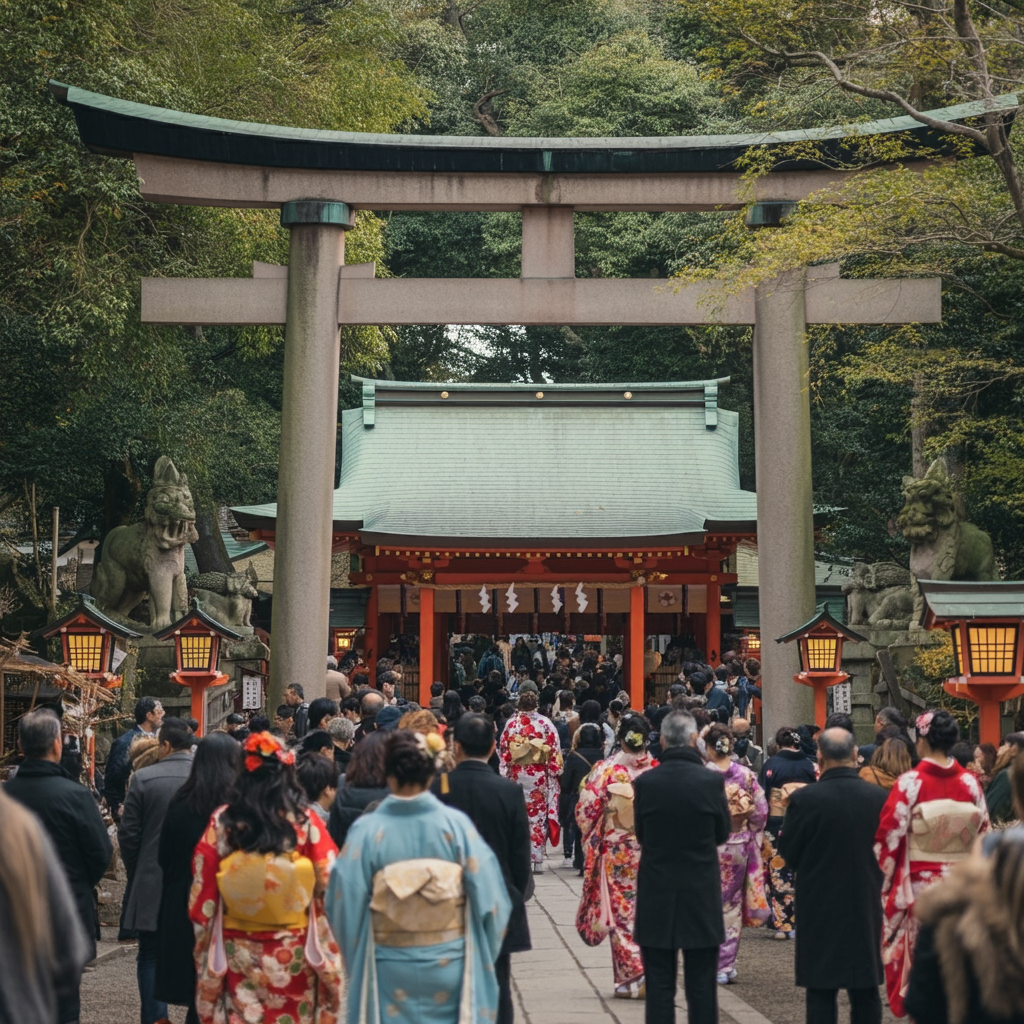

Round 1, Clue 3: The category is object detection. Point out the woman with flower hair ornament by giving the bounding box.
[326,729,510,1024]
[574,713,657,1000]
[874,709,989,1017]
[188,731,344,1024]
[704,723,768,986]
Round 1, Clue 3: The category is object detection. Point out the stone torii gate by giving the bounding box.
[53,82,988,732]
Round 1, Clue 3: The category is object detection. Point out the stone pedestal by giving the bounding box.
[842,628,922,743]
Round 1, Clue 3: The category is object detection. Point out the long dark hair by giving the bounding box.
[343,730,389,788]
[176,732,241,821]
[221,757,306,855]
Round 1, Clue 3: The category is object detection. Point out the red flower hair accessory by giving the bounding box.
[242,730,296,772]
[916,711,935,738]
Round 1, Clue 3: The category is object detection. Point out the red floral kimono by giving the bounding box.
[874,759,988,1017]
[574,749,657,987]
[498,711,563,866]
[189,808,344,1024]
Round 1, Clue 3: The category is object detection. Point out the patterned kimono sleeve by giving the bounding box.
[874,772,915,892]
[545,720,564,781]
[300,816,343,1015]
[189,812,223,931]
[962,771,991,836]
[497,717,514,778]
[575,762,610,839]
[304,814,339,896]
[747,772,769,837]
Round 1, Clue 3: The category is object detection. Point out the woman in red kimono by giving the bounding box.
[574,714,656,1000]
[189,731,344,1024]
[498,689,563,871]
[874,710,988,1017]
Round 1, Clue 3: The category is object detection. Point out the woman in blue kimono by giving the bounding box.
[326,729,511,1024]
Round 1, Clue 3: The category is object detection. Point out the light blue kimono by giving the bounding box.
[326,791,511,1024]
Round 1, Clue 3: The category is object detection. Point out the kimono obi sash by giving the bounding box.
[908,798,986,862]
[725,781,755,819]
[767,782,806,817]
[217,849,316,932]
[604,781,636,833]
[370,858,466,948]
[509,735,553,765]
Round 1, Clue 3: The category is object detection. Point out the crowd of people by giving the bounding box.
[3,638,1024,1024]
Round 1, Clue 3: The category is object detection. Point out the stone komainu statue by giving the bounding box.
[898,457,997,622]
[187,563,259,632]
[91,457,199,630]
[842,562,914,627]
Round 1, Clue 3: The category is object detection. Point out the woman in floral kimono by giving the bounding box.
[875,710,988,1017]
[757,726,817,938]
[498,690,563,871]
[326,730,511,1024]
[704,723,768,985]
[189,731,343,1024]
[574,714,656,1000]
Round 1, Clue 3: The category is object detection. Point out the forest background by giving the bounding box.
[1,0,1022,634]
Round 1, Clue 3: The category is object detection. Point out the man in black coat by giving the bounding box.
[633,710,730,1024]
[778,727,889,1024]
[431,712,532,1024]
[6,707,113,1023]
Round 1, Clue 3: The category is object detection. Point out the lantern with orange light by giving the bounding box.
[41,596,141,682]
[776,607,866,726]
[917,580,1024,746]
[153,603,241,736]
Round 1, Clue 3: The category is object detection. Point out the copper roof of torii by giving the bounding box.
[50,83,1015,176]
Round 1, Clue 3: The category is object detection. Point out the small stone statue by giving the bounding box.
[898,457,997,623]
[189,563,259,633]
[91,457,199,629]
[842,562,914,628]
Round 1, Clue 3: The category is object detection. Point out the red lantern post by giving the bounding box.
[776,608,866,728]
[154,607,241,736]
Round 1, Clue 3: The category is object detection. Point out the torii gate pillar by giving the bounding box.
[754,268,816,735]
[269,200,352,708]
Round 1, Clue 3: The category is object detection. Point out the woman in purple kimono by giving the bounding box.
[705,723,769,985]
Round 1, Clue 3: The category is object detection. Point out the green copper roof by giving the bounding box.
[919,580,1024,620]
[49,82,1017,175]
[233,378,759,546]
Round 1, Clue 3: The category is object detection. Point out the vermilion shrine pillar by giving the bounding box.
[418,586,435,707]
[706,580,722,665]
[629,585,645,710]
[753,268,817,735]
[268,201,351,707]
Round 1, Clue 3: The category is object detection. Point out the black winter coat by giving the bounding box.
[431,760,533,954]
[558,746,603,823]
[632,745,730,950]
[153,793,208,1005]
[777,767,888,989]
[5,759,112,957]
[328,782,389,848]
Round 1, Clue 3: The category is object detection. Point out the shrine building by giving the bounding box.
[234,376,763,708]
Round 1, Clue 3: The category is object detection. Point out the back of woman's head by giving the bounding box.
[578,698,601,723]
[222,732,304,854]
[576,723,603,750]
[872,737,912,778]
[344,730,389,788]
[919,709,959,753]
[0,790,53,976]
[385,730,436,788]
[706,723,734,758]
[178,731,241,820]
[775,726,801,750]
[617,713,650,753]
[442,690,463,718]
[518,690,539,712]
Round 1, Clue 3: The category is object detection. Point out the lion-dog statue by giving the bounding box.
[92,457,200,629]
[897,457,997,624]
[188,563,259,632]
[842,561,914,628]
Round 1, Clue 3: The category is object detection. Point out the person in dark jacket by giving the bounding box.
[758,726,818,937]
[154,732,241,1024]
[284,683,310,739]
[778,728,888,1024]
[432,712,533,1024]
[985,731,1024,824]
[118,718,194,1024]
[5,708,113,1024]
[102,696,164,820]
[327,729,389,847]
[559,723,604,872]
[633,710,730,1024]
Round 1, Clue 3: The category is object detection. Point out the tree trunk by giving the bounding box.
[191,496,232,575]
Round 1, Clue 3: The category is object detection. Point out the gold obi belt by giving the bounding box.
[768,782,807,818]
[370,858,465,948]
[509,736,552,765]
[604,782,636,833]
[217,849,315,932]
[908,798,986,862]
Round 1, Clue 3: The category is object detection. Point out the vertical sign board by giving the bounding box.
[242,672,264,711]
[831,680,852,715]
